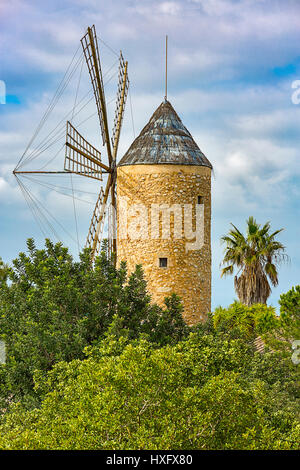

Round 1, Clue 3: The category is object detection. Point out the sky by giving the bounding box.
[0,0,300,311]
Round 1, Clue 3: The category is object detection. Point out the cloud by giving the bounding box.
[158,1,182,15]
[212,138,296,213]
[1,0,300,307]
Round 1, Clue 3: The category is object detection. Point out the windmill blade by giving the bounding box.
[81,25,113,164]
[86,174,113,260]
[107,192,114,258]
[86,187,106,257]
[109,180,117,256]
[64,121,111,181]
[111,52,129,161]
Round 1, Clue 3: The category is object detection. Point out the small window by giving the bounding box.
[197,195,204,204]
[159,257,168,268]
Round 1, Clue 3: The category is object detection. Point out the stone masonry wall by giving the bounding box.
[116,164,211,325]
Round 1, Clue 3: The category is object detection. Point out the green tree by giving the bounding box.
[264,286,300,360]
[212,301,279,338]
[279,285,300,340]
[0,334,299,450]
[0,257,8,286]
[151,294,189,346]
[221,217,287,305]
[0,238,188,407]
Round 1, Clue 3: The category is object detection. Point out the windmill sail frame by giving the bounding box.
[13,24,129,263]
[65,121,111,180]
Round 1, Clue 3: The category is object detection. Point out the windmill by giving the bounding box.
[13,25,129,262]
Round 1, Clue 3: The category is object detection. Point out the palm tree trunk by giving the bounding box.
[234,265,271,306]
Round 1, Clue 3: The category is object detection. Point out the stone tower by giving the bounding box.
[116,100,212,325]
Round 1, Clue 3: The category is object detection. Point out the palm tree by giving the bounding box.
[221,217,288,306]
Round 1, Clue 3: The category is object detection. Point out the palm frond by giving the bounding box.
[221,265,234,277]
[265,262,279,287]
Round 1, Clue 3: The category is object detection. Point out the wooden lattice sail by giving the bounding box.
[14,25,129,262]
[65,121,110,180]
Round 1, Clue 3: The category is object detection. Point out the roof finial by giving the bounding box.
[164,35,168,102]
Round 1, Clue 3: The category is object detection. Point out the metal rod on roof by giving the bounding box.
[165,35,168,101]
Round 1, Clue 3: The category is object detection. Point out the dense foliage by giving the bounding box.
[279,285,300,343]
[212,301,279,337]
[0,332,299,450]
[0,257,8,285]
[0,239,187,408]
[0,239,299,450]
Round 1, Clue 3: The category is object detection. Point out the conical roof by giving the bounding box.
[118,100,212,168]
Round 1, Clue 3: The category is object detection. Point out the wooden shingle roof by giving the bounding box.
[118,100,212,168]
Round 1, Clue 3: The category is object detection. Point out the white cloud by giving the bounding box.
[1,0,300,306]
[211,136,297,216]
[158,1,182,15]
[109,23,138,40]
